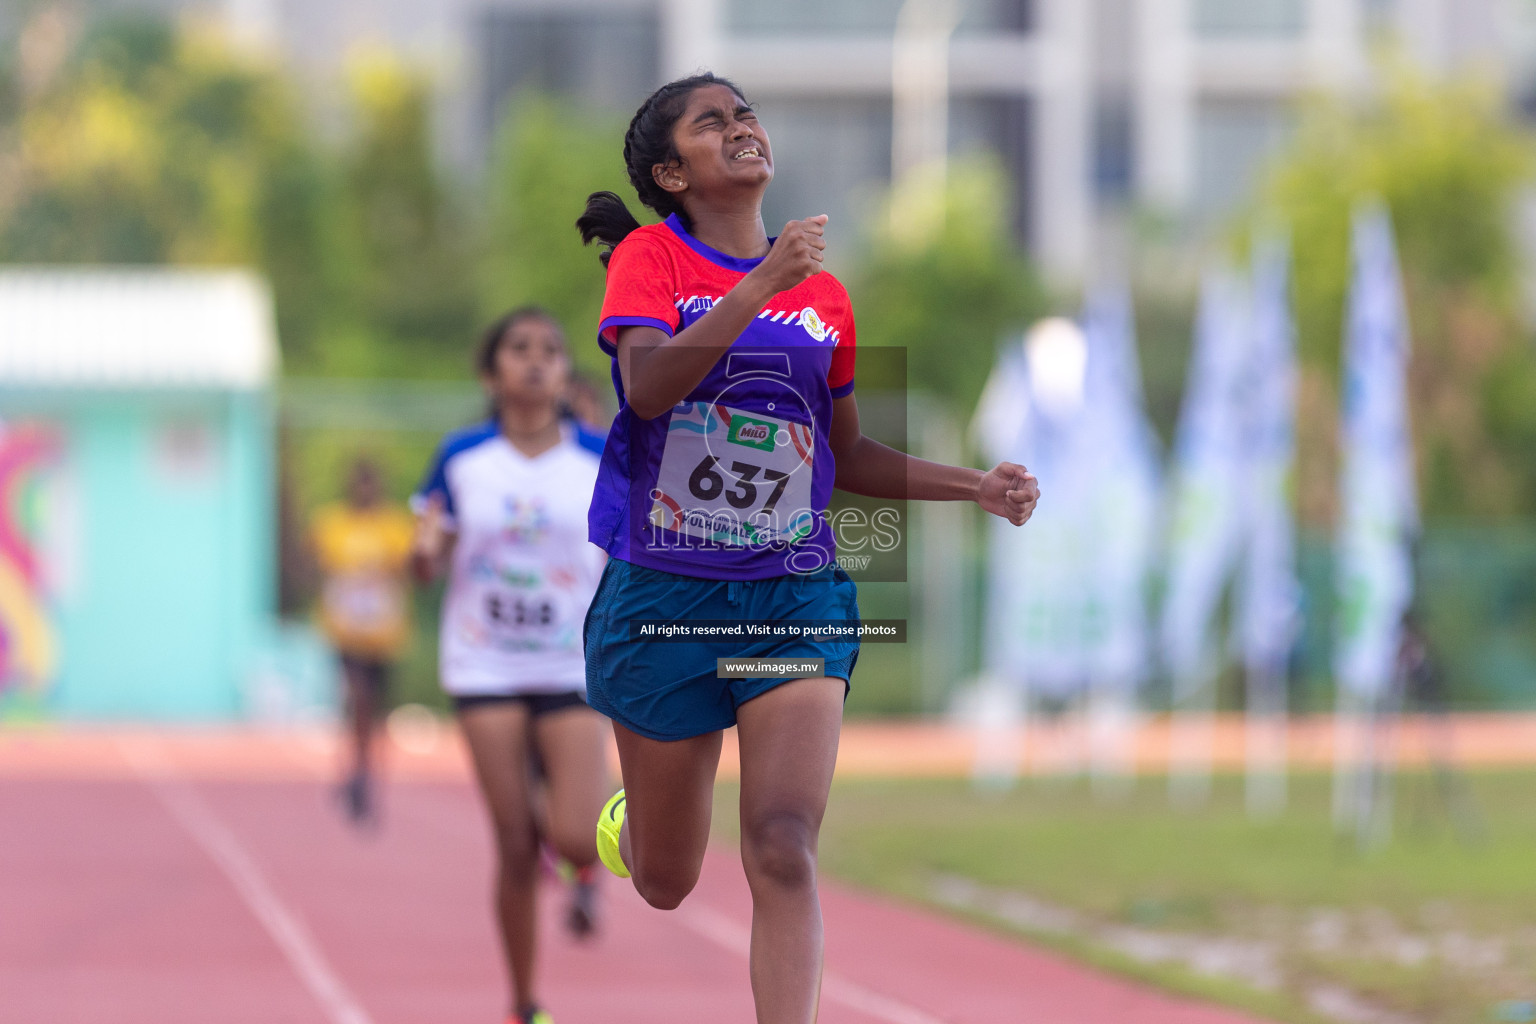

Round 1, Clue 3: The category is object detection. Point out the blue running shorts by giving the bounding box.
[582,558,860,741]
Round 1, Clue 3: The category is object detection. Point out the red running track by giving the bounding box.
[0,737,1274,1024]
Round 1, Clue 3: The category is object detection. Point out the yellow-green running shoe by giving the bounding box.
[596,789,629,878]
[507,1006,552,1024]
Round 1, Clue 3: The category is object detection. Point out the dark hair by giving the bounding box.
[576,72,748,266]
[475,305,565,377]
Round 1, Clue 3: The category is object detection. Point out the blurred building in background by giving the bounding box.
[5,0,1529,283]
[0,269,295,719]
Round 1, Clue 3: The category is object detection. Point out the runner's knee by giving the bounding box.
[741,810,817,891]
[492,822,540,877]
[632,857,702,910]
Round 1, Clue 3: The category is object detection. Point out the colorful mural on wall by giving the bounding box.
[0,421,62,701]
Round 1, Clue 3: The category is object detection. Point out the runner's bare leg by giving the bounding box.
[611,723,723,908]
[736,676,844,1024]
[460,703,541,1013]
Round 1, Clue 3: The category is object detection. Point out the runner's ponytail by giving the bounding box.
[576,192,643,268]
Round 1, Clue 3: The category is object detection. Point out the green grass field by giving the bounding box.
[713,770,1536,1024]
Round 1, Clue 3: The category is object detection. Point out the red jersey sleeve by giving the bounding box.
[597,233,680,356]
[827,295,856,399]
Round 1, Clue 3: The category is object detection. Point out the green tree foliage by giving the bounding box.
[1,12,1054,418]
[852,158,1046,410]
[336,51,477,373]
[0,16,346,362]
[1249,61,1536,521]
[479,95,636,380]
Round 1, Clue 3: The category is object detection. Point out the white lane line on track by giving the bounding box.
[118,738,376,1024]
[681,903,952,1024]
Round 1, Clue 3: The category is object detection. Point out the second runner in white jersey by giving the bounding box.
[409,306,614,1022]
[414,421,605,697]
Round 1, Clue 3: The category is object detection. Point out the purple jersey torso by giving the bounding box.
[589,215,857,580]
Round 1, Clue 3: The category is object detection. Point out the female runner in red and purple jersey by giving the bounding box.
[576,72,1040,1024]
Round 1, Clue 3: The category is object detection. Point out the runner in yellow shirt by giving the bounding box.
[310,457,416,824]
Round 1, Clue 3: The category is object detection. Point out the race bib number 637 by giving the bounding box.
[649,402,815,548]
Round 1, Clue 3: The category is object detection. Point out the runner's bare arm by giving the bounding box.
[828,393,1040,526]
[409,494,456,583]
[617,216,828,419]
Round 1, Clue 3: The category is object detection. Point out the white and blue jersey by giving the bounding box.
[414,421,606,697]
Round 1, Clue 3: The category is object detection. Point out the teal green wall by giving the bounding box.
[1,388,274,720]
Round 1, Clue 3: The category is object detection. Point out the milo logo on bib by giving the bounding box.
[728,416,776,452]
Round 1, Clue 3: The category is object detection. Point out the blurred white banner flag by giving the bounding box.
[1079,286,1162,785]
[1335,202,1419,702]
[1332,202,1419,838]
[1162,269,1250,690]
[972,323,1087,705]
[1079,286,1161,694]
[970,294,1160,781]
[1161,266,1251,801]
[1235,236,1301,675]
[1234,234,1302,814]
